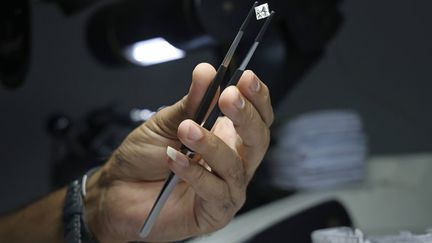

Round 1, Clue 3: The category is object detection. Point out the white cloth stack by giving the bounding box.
[269,110,367,190]
[312,227,432,243]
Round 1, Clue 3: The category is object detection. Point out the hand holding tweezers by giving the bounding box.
[139,2,275,238]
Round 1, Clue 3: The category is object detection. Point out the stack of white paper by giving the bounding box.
[269,110,367,190]
[312,227,367,243]
[312,227,432,243]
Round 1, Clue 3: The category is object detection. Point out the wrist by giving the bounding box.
[83,167,106,242]
[63,167,103,243]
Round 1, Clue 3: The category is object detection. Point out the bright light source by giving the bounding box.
[123,37,186,66]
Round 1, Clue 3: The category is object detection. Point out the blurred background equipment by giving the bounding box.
[40,0,103,15]
[269,110,367,190]
[311,227,366,243]
[3,0,343,108]
[46,106,154,188]
[312,227,432,243]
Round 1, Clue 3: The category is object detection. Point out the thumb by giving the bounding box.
[149,63,218,137]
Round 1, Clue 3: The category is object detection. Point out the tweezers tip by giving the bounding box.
[139,229,150,239]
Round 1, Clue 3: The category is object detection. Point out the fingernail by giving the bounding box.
[167,146,189,167]
[235,91,245,110]
[187,123,203,141]
[250,76,261,93]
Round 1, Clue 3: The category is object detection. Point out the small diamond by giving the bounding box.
[255,3,270,20]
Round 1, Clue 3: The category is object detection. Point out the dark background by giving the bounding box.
[1,0,432,214]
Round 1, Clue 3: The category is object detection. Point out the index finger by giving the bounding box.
[148,63,218,137]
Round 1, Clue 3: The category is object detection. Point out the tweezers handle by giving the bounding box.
[139,173,179,238]
[193,65,228,123]
[202,69,245,130]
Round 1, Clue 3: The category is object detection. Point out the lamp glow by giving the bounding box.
[124,37,186,66]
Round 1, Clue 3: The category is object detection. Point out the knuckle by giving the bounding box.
[207,188,239,232]
[178,96,188,116]
[213,187,227,202]
[193,166,207,184]
[262,82,270,95]
[226,164,247,189]
[235,191,247,210]
[263,127,271,148]
[266,99,274,126]
[221,200,233,213]
[221,215,234,229]
[206,134,221,154]
[216,185,232,210]
[213,216,231,232]
[243,103,257,125]
[216,203,235,227]
[229,189,246,212]
[112,149,126,166]
[111,147,132,170]
[268,111,275,126]
[263,89,274,125]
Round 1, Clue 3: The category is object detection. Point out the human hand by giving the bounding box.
[84,63,274,243]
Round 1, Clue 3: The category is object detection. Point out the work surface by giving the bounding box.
[188,153,432,243]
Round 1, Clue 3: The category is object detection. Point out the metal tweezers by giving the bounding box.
[139,2,275,238]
